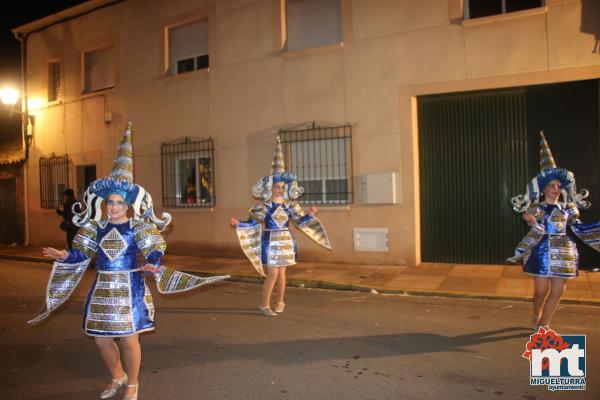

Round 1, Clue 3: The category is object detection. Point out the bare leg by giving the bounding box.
[261,267,279,308]
[275,267,287,305]
[95,337,126,390]
[538,277,567,327]
[532,276,550,326]
[120,335,142,397]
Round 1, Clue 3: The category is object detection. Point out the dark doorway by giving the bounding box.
[0,177,18,244]
[418,79,600,268]
[76,164,96,198]
[526,80,600,269]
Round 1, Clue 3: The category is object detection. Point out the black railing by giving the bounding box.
[279,122,353,205]
[39,154,69,209]
[161,138,215,208]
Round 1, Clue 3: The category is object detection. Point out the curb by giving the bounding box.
[222,275,600,307]
[2,254,599,307]
[0,254,52,263]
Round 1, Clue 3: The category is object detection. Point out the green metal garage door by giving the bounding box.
[418,89,528,263]
[418,79,600,266]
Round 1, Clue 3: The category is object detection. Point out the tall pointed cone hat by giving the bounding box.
[539,131,557,172]
[109,121,134,182]
[75,121,172,231]
[511,129,582,211]
[85,121,140,204]
[269,136,296,184]
[271,136,285,175]
[536,130,571,193]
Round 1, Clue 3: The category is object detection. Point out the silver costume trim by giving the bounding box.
[154,266,230,294]
[99,227,128,261]
[28,259,91,325]
[84,270,136,335]
[236,223,264,276]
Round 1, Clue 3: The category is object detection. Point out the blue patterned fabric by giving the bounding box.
[238,202,313,267]
[88,178,141,205]
[62,220,163,336]
[31,218,229,331]
[522,203,578,278]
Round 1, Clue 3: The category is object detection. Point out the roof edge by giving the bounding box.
[12,0,121,35]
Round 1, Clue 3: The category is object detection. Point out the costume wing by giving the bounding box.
[154,266,229,294]
[571,220,600,254]
[235,223,265,277]
[28,259,91,325]
[507,226,544,264]
[296,216,332,250]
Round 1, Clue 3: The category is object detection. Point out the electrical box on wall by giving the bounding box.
[353,228,389,252]
[362,172,397,204]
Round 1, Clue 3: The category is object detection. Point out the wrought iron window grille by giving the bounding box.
[279,121,353,205]
[39,153,69,209]
[161,137,215,208]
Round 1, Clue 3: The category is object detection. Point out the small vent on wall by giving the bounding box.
[353,228,389,252]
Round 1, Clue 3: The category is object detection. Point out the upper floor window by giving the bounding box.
[39,154,69,209]
[279,122,353,205]
[285,0,342,52]
[161,138,215,208]
[168,19,210,75]
[48,61,61,102]
[465,0,545,19]
[83,47,115,93]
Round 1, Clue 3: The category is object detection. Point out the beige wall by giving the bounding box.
[22,0,600,264]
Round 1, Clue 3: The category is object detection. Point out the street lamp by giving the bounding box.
[0,86,19,106]
[0,85,35,143]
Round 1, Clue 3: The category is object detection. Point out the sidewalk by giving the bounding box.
[1,245,599,306]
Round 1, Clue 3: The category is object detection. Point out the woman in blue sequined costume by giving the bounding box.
[231,138,332,317]
[42,194,161,399]
[509,132,600,331]
[31,123,228,400]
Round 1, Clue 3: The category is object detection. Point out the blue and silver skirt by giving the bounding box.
[524,234,579,278]
[83,269,155,337]
[261,229,297,268]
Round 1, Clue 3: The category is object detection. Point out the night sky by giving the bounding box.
[0,1,88,86]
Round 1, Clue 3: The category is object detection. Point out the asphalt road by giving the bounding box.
[1,259,599,400]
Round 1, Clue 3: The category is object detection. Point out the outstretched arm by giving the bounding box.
[289,202,332,250]
[523,213,537,226]
[290,202,315,226]
[235,204,267,228]
[29,224,97,325]
[43,247,68,260]
[233,204,266,277]
[569,203,600,254]
[134,222,166,274]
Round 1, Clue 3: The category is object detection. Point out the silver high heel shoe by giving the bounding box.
[99,374,128,399]
[122,383,138,400]
[259,306,277,317]
[274,302,285,313]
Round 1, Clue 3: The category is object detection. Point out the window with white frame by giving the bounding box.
[285,0,342,52]
[161,138,215,208]
[48,61,61,102]
[279,123,353,205]
[83,47,115,93]
[464,0,545,19]
[168,19,210,75]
